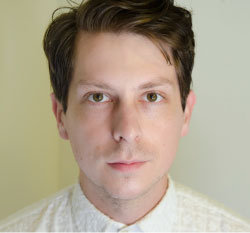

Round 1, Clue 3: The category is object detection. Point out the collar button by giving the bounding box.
[119,229,128,232]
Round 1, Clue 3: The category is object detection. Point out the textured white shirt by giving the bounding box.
[0,176,249,232]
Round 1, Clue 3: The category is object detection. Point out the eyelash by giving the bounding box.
[85,91,164,104]
[87,92,111,103]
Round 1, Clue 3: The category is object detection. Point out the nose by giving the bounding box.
[112,101,142,144]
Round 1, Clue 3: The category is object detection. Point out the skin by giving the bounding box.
[51,32,196,224]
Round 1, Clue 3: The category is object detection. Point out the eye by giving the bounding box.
[87,93,110,103]
[144,92,163,102]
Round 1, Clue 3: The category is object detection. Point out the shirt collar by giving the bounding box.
[72,175,177,232]
[137,175,177,232]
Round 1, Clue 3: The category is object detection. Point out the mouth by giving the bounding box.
[107,161,147,172]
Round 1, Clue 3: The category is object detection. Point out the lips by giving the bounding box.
[107,161,146,172]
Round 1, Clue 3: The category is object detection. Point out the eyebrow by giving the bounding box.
[138,78,173,89]
[77,80,114,90]
[76,77,174,91]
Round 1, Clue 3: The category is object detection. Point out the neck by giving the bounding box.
[79,172,168,225]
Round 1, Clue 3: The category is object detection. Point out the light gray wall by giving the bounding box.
[170,0,250,220]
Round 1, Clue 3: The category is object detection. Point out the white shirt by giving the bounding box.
[0,176,249,232]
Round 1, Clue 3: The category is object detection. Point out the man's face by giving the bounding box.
[54,32,195,200]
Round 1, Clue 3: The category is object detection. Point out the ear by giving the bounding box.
[181,90,196,137]
[50,93,69,140]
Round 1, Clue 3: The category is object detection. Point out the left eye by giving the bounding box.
[144,93,163,102]
[87,93,110,103]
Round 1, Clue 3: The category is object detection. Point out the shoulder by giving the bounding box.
[173,181,250,232]
[0,184,76,232]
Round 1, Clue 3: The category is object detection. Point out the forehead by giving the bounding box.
[71,31,177,90]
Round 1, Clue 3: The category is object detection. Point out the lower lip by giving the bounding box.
[108,162,146,172]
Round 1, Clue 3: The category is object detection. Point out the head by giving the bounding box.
[44,0,196,200]
[44,0,195,113]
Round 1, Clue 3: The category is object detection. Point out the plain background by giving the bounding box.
[0,0,249,221]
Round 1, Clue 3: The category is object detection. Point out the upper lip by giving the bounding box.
[108,160,146,164]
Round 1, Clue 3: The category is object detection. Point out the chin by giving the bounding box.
[104,180,150,200]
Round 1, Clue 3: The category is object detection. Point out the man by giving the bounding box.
[0,0,249,231]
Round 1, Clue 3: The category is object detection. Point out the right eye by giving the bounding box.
[87,93,110,103]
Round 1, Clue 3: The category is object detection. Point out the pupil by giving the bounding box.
[148,93,157,102]
[94,93,103,102]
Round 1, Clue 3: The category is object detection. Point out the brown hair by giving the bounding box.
[43,0,195,113]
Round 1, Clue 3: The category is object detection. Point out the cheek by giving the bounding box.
[65,111,109,160]
[149,112,184,158]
